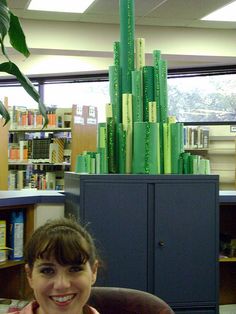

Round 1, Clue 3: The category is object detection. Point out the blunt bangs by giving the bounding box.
[26,224,91,267]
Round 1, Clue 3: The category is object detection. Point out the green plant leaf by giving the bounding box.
[0,0,10,40]
[0,99,10,126]
[0,61,48,127]
[9,11,30,58]
[0,0,10,58]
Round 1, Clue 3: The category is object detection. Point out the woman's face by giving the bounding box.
[25,257,98,314]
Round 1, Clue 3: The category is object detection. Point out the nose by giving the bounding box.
[53,273,71,290]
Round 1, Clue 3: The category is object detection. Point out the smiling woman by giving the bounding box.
[0,0,48,127]
[5,217,101,314]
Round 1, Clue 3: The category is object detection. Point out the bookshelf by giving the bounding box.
[219,191,236,308]
[7,106,73,190]
[0,104,98,191]
[184,125,209,150]
[70,104,98,172]
[208,135,236,191]
[0,97,9,190]
[8,127,72,190]
[0,203,34,299]
[184,125,236,190]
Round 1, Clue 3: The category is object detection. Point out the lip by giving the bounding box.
[50,294,76,306]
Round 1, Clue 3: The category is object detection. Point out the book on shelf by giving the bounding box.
[17,170,26,190]
[8,170,17,190]
[32,138,51,162]
[19,140,28,161]
[184,126,209,149]
[49,138,65,163]
[202,128,209,148]
[56,108,72,128]
[46,172,56,190]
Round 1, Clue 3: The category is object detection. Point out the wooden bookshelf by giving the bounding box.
[9,161,70,166]
[0,97,9,190]
[219,257,236,262]
[0,103,99,190]
[220,194,236,305]
[9,127,71,132]
[184,125,236,190]
[8,111,72,190]
[0,260,25,269]
[0,203,34,299]
[70,104,98,172]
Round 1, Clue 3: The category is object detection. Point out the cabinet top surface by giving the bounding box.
[65,172,219,182]
[0,190,65,207]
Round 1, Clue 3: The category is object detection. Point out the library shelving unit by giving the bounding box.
[219,191,236,309]
[184,124,236,190]
[0,203,34,299]
[208,135,236,191]
[70,104,98,171]
[8,127,72,190]
[0,103,98,191]
[0,190,65,299]
[0,118,9,190]
[0,97,9,190]
[7,106,73,191]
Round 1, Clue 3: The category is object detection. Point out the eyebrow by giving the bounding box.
[36,262,55,267]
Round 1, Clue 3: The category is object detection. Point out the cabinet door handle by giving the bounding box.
[158,241,165,247]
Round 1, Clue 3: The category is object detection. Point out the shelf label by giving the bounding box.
[74,116,84,125]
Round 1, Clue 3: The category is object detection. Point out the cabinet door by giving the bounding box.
[80,181,149,290]
[154,181,218,306]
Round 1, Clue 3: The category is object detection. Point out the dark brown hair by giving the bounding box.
[25,217,98,269]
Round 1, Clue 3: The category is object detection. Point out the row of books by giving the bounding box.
[9,106,72,129]
[0,211,24,263]
[8,169,66,190]
[9,138,70,163]
[184,126,209,149]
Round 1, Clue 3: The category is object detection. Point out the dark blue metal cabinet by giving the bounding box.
[64,173,219,313]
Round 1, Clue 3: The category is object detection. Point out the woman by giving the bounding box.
[8,217,100,314]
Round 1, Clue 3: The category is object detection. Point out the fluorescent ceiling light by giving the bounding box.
[201,1,236,21]
[27,0,95,13]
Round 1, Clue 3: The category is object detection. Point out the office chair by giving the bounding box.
[89,287,175,314]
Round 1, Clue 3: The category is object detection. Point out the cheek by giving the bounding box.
[28,274,51,294]
[73,274,94,289]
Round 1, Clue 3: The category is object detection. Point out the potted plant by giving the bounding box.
[0,0,48,126]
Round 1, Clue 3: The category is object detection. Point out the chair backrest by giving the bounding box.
[89,287,175,314]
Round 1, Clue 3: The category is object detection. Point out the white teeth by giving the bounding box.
[52,295,74,303]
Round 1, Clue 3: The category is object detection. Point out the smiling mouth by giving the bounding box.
[50,294,76,304]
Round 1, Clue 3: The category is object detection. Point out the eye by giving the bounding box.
[40,267,55,275]
[69,265,83,273]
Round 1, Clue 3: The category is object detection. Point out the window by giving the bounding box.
[168,68,236,123]
[1,67,236,124]
[43,80,109,123]
[0,84,39,109]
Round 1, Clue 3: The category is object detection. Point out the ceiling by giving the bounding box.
[7,0,236,29]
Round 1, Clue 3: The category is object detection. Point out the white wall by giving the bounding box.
[2,19,236,76]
